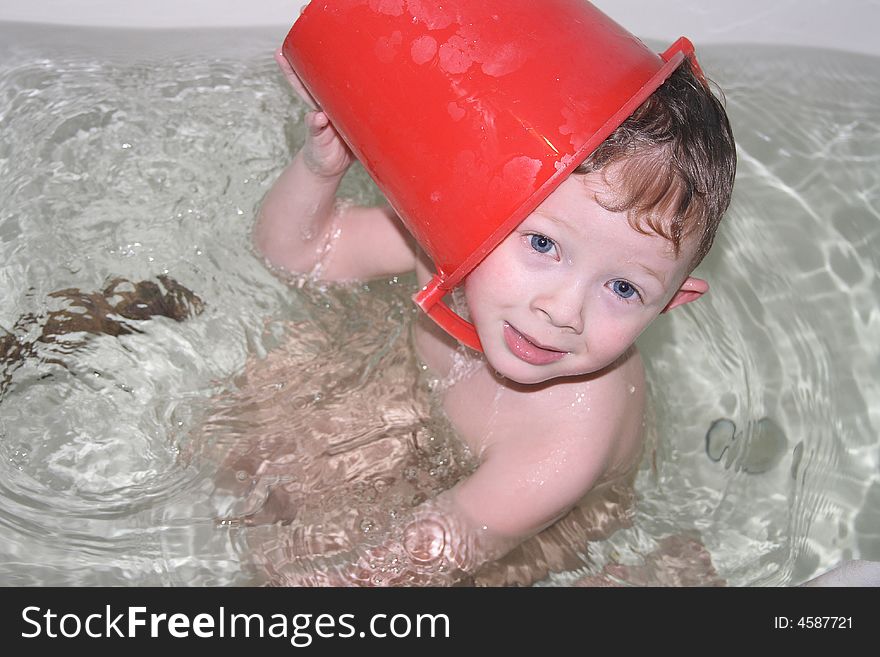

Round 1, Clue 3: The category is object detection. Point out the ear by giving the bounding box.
[661,276,708,313]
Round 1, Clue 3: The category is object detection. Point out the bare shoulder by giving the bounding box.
[441,348,647,538]
[584,346,646,479]
[445,347,646,478]
[529,347,644,478]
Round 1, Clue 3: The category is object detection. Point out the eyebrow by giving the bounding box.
[635,262,667,286]
[532,210,568,230]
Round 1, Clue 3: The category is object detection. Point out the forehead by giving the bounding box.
[532,173,700,268]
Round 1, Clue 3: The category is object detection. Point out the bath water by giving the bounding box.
[0,23,877,585]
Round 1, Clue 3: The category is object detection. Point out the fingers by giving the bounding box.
[274,47,318,110]
[305,111,331,136]
[307,111,329,129]
[273,47,287,69]
[301,110,353,177]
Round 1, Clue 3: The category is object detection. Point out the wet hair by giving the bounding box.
[574,57,736,269]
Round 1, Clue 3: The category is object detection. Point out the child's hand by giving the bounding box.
[300,110,354,180]
[274,47,318,109]
[275,48,353,179]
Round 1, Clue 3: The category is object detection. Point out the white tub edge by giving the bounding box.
[0,1,877,56]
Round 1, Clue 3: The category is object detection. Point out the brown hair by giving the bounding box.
[575,58,736,269]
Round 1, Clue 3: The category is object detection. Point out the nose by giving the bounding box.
[531,278,586,334]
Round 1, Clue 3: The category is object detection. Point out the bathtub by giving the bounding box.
[1,0,878,56]
[0,1,877,587]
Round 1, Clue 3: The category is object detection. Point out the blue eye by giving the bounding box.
[611,280,638,300]
[529,234,555,254]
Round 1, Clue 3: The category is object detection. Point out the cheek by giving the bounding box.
[463,251,514,310]
[462,269,495,322]
[595,313,654,350]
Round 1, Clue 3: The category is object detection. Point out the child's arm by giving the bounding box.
[281,430,611,587]
[344,368,643,585]
[367,429,610,585]
[253,50,417,281]
[272,387,633,586]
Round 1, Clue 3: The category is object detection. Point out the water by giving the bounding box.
[0,23,877,586]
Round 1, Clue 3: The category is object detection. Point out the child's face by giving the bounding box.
[463,171,707,385]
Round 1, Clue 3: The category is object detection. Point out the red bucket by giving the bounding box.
[282,0,698,351]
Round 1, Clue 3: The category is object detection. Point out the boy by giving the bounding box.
[251,12,736,584]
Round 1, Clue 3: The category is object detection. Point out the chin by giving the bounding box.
[498,367,557,385]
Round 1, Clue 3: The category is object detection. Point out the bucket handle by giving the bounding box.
[413,275,483,352]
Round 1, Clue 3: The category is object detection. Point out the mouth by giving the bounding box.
[503,322,568,366]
